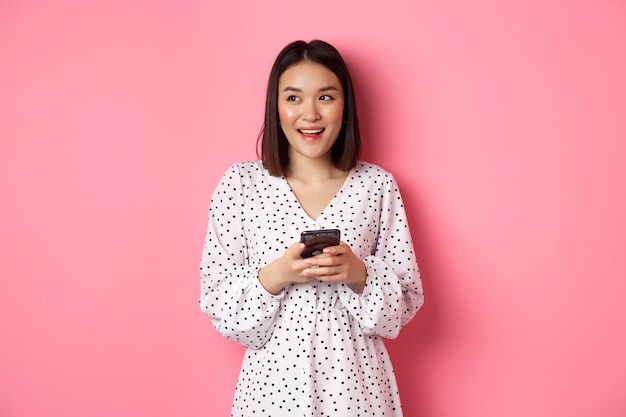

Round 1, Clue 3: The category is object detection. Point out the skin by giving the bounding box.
[257,61,367,295]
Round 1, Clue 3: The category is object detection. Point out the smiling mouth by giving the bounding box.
[298,128,325,135]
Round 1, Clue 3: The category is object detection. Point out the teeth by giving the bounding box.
[299,128,324,134]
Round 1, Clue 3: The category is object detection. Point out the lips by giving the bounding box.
[297,128,325,135]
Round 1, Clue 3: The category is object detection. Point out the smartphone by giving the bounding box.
[300,229,341,258]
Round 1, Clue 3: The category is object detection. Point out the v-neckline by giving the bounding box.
[283,168,354,222]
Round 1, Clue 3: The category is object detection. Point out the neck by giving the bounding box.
[286,153,341,181]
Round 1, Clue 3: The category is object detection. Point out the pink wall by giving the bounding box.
[2,0,625,416]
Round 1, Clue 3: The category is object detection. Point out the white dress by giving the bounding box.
[200,160,424,417]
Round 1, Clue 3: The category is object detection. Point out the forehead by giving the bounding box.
[278,61,341,90]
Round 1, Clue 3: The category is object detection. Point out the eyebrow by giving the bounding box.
[281,86,339,93]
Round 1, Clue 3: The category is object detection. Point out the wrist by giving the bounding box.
[257,266,285,295]
[352,261,367,294]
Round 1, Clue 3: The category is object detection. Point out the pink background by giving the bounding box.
[2,0,625,416]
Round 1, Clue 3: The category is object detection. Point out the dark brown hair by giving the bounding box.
[257,40,361,176]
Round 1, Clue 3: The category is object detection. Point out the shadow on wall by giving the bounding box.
[384,176,447,416]
[386,248,441,416]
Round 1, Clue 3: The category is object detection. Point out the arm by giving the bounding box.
[338,174,424,339]
[199,164,282,349]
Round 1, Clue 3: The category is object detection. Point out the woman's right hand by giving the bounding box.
[257,242,313,295]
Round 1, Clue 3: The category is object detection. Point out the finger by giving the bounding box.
[320,247,341,256]
[304,264,343,278]
[291,242,306,258]
[314,271,345,282]
[303,264,327,276]
[304,254,340,268]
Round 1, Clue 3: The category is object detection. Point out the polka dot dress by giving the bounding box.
[200,161,424,417]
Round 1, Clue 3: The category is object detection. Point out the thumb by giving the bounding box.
[288,242,306,258]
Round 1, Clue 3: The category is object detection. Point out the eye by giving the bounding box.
[287,95,300,102]
[319,95,333,101]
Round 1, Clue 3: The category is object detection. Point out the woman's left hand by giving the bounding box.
[302,242,367,293]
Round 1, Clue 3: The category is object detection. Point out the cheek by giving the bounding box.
[327,98,345,121]
[324,104,344,123]
[278,105,295,124]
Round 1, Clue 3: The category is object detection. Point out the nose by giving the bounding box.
[301,99,321,121]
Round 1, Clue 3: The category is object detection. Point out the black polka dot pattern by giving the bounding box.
[200,161,424,416]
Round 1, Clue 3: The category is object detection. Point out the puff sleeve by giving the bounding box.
[338,173,424,339]
[199,164,282,349]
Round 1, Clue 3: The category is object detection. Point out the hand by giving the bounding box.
[257,242,316,295]
[302,242,367,293]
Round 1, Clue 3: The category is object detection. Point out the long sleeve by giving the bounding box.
[199,164,282,349]
[338,173,424,339]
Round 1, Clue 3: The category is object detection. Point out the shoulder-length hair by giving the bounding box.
[257,39,361,177]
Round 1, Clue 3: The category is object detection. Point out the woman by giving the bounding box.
[200,39,424,416]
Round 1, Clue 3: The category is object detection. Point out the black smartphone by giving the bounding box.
[300,229,341,258]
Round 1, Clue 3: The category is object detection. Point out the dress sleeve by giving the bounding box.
[339,173,424,339]
[199,164,283,349]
